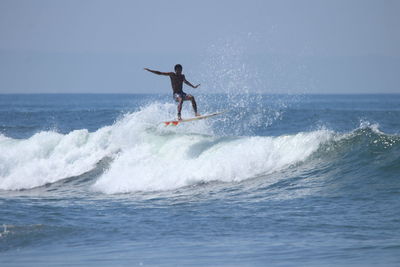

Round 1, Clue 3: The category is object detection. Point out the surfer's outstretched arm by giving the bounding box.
[144,68,173,76]
[183,76,200,88]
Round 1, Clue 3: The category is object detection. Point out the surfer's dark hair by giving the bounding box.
[174,64,182,71]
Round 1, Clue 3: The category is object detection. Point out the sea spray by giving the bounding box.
[197,35,304,136]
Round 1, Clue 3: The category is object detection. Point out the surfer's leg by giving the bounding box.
[173,93,184,120]
[177,97,183,120]
[186,95,200,116]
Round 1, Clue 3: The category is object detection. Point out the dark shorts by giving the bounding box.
[173,92,191,102]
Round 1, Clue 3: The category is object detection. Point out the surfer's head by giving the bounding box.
[174,64,182,74]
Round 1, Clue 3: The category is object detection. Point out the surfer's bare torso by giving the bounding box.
[169,73,186,94]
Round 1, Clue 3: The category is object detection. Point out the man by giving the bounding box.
[144,64,200,120]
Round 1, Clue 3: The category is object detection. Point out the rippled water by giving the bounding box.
[1,94,399,266]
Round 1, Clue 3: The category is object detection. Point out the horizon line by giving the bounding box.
[0,92,399,95]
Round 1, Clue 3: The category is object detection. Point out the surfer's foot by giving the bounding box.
[177,114,182,121]
[195,112,201,117]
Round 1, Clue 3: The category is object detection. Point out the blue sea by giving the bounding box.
[0,93,399,266]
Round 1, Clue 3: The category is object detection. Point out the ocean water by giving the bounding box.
[0,93,399,266]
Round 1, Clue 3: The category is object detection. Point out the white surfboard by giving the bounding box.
[163,111,226,126]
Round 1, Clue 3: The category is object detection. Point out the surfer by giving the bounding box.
[144,64,200,120]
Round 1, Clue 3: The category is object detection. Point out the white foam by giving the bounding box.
[93,129,333,194]
[0,127,116,190]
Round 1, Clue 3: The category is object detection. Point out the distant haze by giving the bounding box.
[0,0,399,94]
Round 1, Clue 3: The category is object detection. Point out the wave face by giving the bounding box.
[2,99,399,195]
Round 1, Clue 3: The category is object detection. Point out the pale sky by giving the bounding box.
[0,0,399,94]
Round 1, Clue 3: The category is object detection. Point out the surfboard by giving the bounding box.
[163,111,226,126]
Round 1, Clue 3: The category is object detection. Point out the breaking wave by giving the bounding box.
[1,103,398,194]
